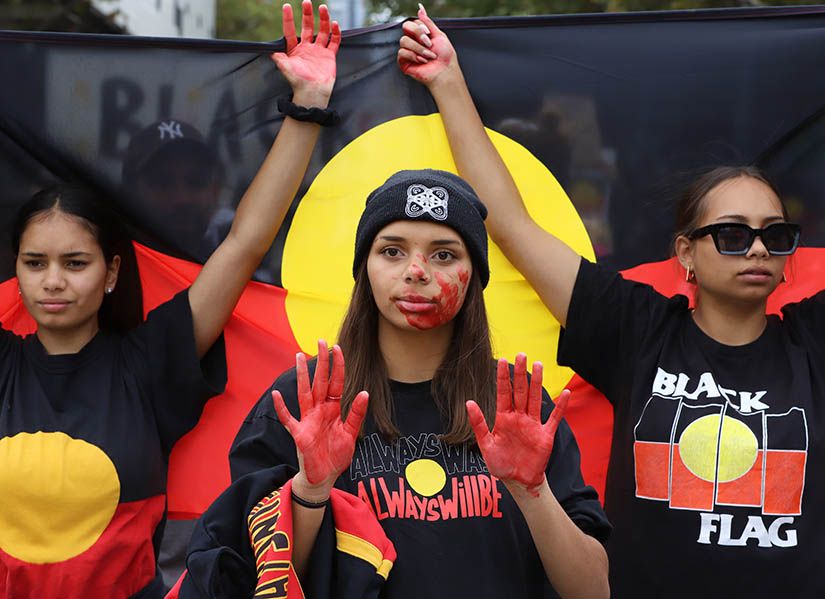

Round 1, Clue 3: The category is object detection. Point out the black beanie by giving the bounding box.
[353,169,489,287]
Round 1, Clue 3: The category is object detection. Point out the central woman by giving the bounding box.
[230,169,611,598]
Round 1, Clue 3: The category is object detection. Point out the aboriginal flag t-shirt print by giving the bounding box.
[634,367,806,525]
[0,292,226,598]
[558,260,825,598]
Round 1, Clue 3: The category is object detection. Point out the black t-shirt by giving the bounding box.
[0,291,226,599]
[558,259,825,598]
[230,363,611,599]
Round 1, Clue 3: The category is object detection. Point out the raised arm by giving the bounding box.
[466,356,609,599]
[398,6,581,326]
[189,0,339,357]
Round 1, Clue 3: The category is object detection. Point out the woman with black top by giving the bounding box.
[398,7,823,598]
[0,3,338,596]
[229,167,610,598]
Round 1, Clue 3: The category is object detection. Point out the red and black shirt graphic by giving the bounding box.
[349,430,504,523]
[634,372,807,518]
[168,465,396,599]
[559,259,825,598]
[0,291,226,598]
[230,366,610,599]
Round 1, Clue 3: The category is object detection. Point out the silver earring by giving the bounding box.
[105,287,113,294]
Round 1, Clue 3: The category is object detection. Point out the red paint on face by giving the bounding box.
[408,261,427,281]
[398,267,470,330]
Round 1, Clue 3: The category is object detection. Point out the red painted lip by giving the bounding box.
[395,295,437,313]
[397,294,433,302]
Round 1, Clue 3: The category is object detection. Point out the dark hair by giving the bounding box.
[672,166,786,252]
[338,260,496,445]
[12,184,144,334]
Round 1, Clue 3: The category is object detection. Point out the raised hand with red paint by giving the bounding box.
[467,354,570,495]
[272,340,369,499]
[272,1,341,105]
[397,4,458,86]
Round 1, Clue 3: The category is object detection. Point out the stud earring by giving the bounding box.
[105,287,113,294]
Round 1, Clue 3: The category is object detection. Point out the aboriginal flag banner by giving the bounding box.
[2,6,825,521]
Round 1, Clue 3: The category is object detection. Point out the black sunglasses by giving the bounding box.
[688,222,801,256]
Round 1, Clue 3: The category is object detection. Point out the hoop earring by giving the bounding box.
[685,266,695,282]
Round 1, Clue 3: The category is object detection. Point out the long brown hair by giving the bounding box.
[338,260,496,445]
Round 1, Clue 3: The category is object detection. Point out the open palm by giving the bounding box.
[273,340,368,487]
[271,1,340,98]
[467,355,570,493]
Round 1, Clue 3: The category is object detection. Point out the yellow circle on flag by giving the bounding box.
[678,414,758,483]
[282,114,595,396]
[405,458,447,497]
[0,431,120,563]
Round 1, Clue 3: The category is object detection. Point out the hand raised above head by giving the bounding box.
[397,4,458,86]
[272,340,369,497]
[466,355,570,496]
[271,1,340,105]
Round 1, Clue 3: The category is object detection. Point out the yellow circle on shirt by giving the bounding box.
[282,114,595,396]
[405,459,447,497]
[0,431,120,563]
[678,415,758,483]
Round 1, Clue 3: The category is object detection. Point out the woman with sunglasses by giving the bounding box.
[399,7,818,598]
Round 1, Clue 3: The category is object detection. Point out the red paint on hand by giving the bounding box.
[400,267,469,329]
[467,355,570,495]
[271,1,340,100]
[272,340,369,487]
[397,5,456,85]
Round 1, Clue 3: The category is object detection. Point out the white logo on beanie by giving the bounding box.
[157,121,184,140]
[405,184,448,221]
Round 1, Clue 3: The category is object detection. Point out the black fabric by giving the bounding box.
[158,518,198,588]
[230,361,610,599]
[0,290,227,598]
[178,468,275,599]
[6,11,825,280]
[352,170,490,287]
[177,465,388,599]
[558,259,825,598]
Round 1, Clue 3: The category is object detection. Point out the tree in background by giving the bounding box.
[365,0,813,20]
[0,0,817,40]
[216,0,286,41]
[216,0,342,42]
[213,0,817,41]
